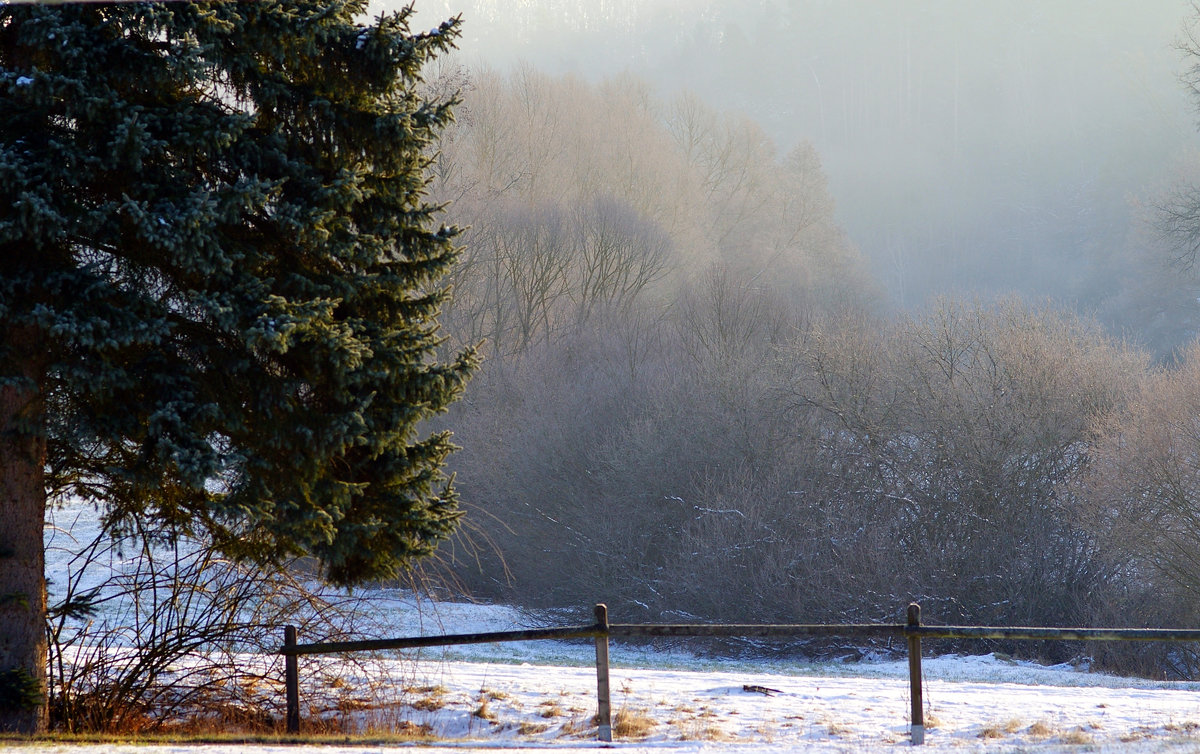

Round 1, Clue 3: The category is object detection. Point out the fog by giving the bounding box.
[334,2,1200,667]
[371,0,1200,350]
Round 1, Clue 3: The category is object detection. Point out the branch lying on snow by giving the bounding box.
[743,684,784,696]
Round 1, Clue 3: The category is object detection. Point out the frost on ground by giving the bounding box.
[269,642,1200,752]
[265,594,1200,752]
[10,650,1200,752]
[35,507,1200,752]
[23,605,1200,753]
[40,594,1200,752]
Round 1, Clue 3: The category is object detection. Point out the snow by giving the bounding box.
[258,595,1200,752]
[12,642,1200,752]
[34,506,1200,752]
[37,596,1200,752]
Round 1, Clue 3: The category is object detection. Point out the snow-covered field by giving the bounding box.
[32,505,1200,752]
[12,629,1200,752]
[267,597,1200,752]
[25,595,1200,752]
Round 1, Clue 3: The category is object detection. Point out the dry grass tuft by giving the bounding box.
[1061,726,1095,745]
[472,695,496,722]
[978,723,1007,739]
[556,715,595,739]
[408,685,448,713]
[677,720,731,741]
[1027,720,1055,738]
[537,700,564,718]
[613,707,657,739]
[403,684,448,696]
[1120,727,1154,743]
[359,719,435,739]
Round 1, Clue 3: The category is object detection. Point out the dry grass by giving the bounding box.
[677,719,731,741]
[410,695,445,712]
[472,693,497,722]
[1120,727,1155,743]
[1061,726,1095,745]
[978,718,1022,739]
[613,707,657,739]
[1027,720,1055,738]
[8,726,437,746]
[406,685,448,713]
[357,719,435,739]
[556,715,593,739]
[752,720,776,743]
[537,700,564,718]
[518,721,551,735]
[402,683,448,695]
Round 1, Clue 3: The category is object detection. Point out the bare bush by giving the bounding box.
[1077,343,1200,674]
[44,506,396,732]
[777,300,1145,638]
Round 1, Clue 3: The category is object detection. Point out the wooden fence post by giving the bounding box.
[594,604,612,742]
[285,625,300,734]
[907,603,924,746]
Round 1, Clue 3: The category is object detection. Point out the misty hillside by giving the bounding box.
[358,2,1200,680]
[392,0,1200,355]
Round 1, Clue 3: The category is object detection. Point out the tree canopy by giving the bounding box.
[0,0,473,731]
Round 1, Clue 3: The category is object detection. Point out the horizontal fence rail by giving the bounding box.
[278,602,1200,746]
[609,622,907,640]
[280,625,605,656]
[911,626,1200,642]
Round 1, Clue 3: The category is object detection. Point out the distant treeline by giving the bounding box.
[421,66,1200,678]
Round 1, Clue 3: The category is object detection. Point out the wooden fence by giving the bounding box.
[279,602,1200,746]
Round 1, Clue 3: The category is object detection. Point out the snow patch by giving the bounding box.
[39,507,1200,752]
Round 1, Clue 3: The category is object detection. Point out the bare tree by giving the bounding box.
[571,197,673,323]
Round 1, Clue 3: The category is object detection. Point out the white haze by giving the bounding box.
[373,0,1200,320]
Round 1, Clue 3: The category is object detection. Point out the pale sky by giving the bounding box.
[372,0,1200,308]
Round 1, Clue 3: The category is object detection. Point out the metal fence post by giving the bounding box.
[907,603,924,746]
[594,604,612,742]
[285,625,300,734]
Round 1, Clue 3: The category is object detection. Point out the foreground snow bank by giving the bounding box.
[37,518,1200,751]
[266,596,1200,750]
[299,655,1200,751]
[21,618,1200,751]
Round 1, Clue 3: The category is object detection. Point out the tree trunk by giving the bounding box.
[0,324,47,732]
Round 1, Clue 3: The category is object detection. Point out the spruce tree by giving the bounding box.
[0,1,473,732]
